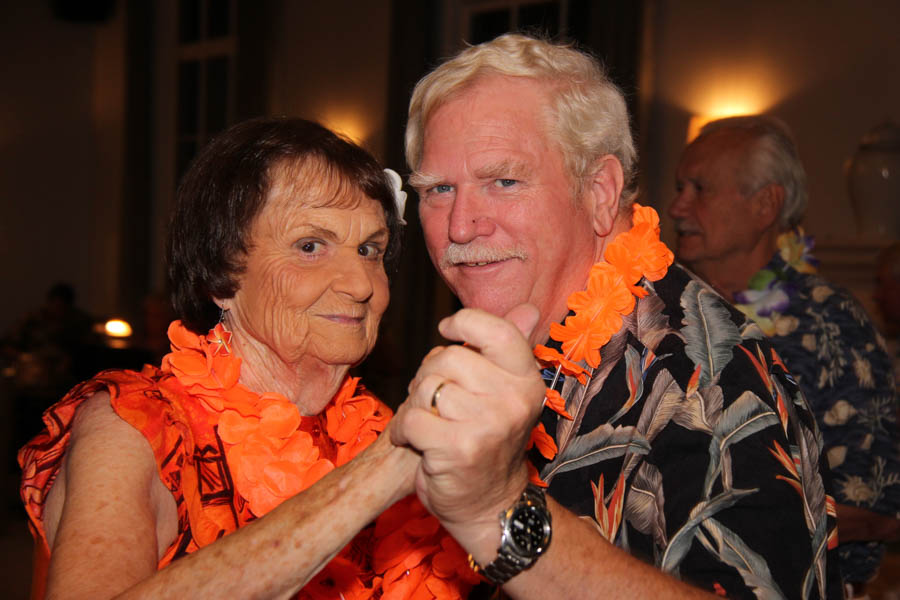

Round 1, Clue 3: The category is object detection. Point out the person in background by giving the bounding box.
[2,283,95,453]
[670,115,900,599]
[390,34,842,599]
[19,117,478,600]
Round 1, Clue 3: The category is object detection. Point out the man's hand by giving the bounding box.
[390,305,546,551]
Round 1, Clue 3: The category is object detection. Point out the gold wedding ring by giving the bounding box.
[430,381,446,416]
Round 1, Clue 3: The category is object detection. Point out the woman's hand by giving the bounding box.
[360,422,421,505]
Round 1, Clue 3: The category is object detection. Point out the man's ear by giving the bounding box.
[753,183,784,231]
[583,155,625,237]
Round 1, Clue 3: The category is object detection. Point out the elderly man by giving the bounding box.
[670,116,900,598]
[392,34,842,599]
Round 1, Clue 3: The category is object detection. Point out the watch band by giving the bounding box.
[468,484,551,586]
[475,548,533,585]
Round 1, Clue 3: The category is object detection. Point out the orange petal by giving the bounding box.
[632,203,660,229]
[218,409,259,443]
[168,351,209,378]
[211,354,242,388]
[298,459,335,493]
[279,432,319,464]
[167,320,201,351]
[527,422,558,459]
[544,388,573,420]
[527,461,548,487]
[259,400,302,439]
[262,460,305,496]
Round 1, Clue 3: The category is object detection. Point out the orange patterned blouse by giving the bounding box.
[19,322,478,599]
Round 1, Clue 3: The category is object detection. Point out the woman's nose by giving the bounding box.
[332,252,375,302]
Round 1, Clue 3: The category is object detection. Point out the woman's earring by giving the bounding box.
[209,308,232,355]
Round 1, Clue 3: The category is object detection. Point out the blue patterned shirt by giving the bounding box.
[736,252,900,583]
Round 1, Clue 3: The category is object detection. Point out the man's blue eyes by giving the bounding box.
[431,180,517,193]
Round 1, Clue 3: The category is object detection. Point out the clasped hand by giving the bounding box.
[390,305,547,543]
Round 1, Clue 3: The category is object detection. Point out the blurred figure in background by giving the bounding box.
[670,115,900,599]
[1,282,94,452]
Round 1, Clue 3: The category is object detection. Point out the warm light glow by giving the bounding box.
[321,110,371,145]
[105,319,133,338]
[687,110,756,142]
[681,65,782,142]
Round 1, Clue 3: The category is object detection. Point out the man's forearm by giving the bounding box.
[836,503,900,543]
[464,497,719,600]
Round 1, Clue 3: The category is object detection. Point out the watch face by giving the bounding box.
[508,504,550,557]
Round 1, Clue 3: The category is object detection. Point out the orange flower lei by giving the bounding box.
[162,321,478,599]
[528,204,674,481]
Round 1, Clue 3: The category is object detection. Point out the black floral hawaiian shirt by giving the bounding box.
[532,263,844,599]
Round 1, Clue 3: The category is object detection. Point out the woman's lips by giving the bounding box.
[319,314,365,325]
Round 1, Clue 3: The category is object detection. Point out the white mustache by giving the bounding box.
[441,243,527,268]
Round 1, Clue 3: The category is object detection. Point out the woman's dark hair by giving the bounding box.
[167,117,403,334]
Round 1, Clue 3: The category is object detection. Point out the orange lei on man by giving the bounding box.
[527,204,674,481]
[163,322,479,599]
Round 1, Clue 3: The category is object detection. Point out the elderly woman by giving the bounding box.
[19,118,478,599]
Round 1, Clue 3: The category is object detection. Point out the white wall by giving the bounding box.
[0,2,126,333]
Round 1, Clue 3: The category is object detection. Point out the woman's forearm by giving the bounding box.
[49,432,417,600]
[130,437,415,599]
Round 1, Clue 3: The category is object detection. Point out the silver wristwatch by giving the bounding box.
[469,483,552,585]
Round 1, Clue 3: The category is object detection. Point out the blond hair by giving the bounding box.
[406,34,637,204]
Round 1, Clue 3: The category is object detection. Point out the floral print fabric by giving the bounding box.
[532,264,844,599]
[737,252,900,584]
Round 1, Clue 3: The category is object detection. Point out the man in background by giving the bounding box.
[670,115,900,598]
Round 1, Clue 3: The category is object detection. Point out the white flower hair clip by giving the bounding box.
[384,168,408,225]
